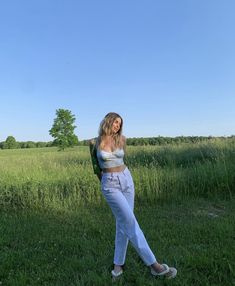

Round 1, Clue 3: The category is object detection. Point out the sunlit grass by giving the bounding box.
[0,139,234,210]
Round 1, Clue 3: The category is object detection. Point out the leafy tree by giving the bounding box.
[49,109,78,150]
[3,136,18,149]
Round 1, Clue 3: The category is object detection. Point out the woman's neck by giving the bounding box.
[100,135,121,151]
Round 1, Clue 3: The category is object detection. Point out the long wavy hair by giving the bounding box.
[97,112,123,149]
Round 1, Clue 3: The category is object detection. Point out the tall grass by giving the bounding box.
[127,138,235,202]
[0,138,234,210]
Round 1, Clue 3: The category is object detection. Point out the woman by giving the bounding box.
[89,112,177,279]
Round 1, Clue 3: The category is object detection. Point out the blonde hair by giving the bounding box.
[97,112,123,149]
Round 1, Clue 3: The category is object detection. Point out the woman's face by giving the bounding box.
[111,117,122,134]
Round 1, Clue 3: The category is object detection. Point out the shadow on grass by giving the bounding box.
[0,204,115,286]
[0,197,235,286]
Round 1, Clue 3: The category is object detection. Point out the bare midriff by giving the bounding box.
[102,164,126,173]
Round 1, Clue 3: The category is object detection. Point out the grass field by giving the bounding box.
[0,139,234,285]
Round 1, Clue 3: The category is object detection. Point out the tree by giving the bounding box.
[49,109,78,150]
[3,136,18,149]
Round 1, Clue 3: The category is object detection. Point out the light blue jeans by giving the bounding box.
[101,167,157,266]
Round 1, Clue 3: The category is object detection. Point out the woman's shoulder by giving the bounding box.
[89,138,99,153]
[121,135,126,144]
[89,137,97,146]
[120,135,126,149]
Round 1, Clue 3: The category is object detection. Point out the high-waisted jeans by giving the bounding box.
[101,167,157,266]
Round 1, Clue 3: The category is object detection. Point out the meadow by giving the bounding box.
[0,138,234,285]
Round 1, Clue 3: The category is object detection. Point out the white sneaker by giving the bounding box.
[151,264,177,279]
[111,269,123,278]
[165,267,177,279]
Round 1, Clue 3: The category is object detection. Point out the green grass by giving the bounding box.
[0,198,234,285]
[0,139,235,285]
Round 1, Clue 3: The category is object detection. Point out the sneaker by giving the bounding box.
[111,269,123,278]
[151,264,177,279]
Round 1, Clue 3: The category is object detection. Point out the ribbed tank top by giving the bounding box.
[96,148,124,169]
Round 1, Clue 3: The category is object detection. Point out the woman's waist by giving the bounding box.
[97,156,124,169]
[102,164,126,173]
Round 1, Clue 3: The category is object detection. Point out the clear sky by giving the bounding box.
[0,0,234,142]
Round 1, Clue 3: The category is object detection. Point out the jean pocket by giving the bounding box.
[125,171,134,188]
[102,176,120,190]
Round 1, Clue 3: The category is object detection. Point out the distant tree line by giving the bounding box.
[0,135,234,150]
[0,136,54,149]
[126,135,235,146]
[81,135,235,147]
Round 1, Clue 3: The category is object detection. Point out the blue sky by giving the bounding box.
[0,0,234,142]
